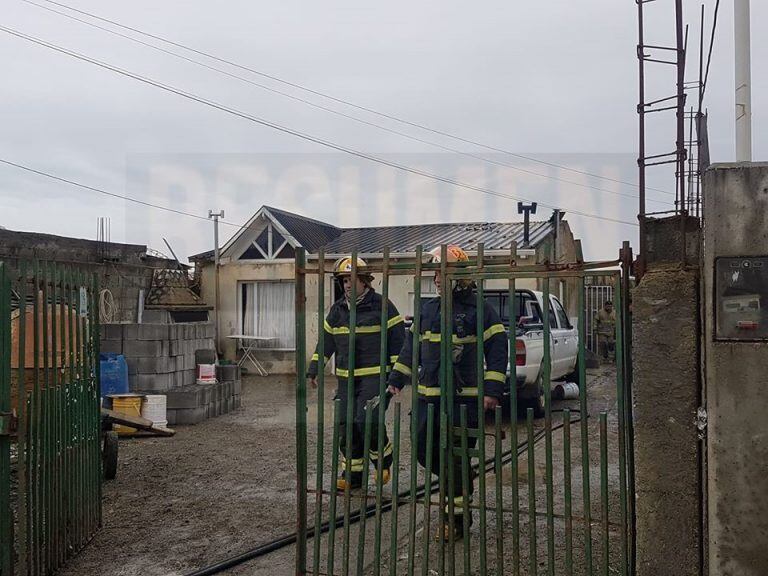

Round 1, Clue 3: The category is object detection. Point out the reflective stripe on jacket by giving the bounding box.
[307,289,405,378]
[388,287,508,400]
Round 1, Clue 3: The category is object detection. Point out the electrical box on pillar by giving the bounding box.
[714,256,768,340]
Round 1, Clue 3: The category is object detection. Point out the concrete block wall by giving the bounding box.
[165,365,242,426]
[100,321,215,393]
[101,321,242,426]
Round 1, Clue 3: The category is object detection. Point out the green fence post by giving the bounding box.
[613,274,628,576]
[312,250,325,576]
[542,277,555,576]
[475,243,487,576]
[527,408,537,576]
[295,248,308,576]
[407,247,422,576]
[507,267,520,576]
[0,262,13,576]
[578,275,593,575]
[388,402,402,576]
[17,261,28,575]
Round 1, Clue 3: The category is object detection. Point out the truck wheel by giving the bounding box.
[520,392,546,419]
[102,431,118,480]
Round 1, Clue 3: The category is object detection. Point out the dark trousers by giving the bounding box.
[336,376,392,475]
[415,396,478,514]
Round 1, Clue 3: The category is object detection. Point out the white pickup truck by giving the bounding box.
[485,289,579,417]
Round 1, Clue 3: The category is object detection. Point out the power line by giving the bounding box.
[0,24,639,227]
[18,0,673,207]
[22,0,674,199]
[0,157,245,229]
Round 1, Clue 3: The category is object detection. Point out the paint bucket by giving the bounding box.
[141,394,168,429]
[111,394,144,435]
[197,363,216,382]
[553,382,580,400]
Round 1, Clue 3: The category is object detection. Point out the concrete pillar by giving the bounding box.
[633,215,702,576]
[703,163,768,576]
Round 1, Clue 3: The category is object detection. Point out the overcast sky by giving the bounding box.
[1,0,765,261]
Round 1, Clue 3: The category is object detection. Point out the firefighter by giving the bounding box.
[307,256,405,491]
[595,300,616,362]
[386,245,508,541]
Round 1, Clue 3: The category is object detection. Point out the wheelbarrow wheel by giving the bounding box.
[102,430,118,480]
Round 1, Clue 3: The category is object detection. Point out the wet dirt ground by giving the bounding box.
[58,364,627,576]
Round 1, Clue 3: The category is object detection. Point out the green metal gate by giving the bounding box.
[295,244,635,576]
[0,261,102,576]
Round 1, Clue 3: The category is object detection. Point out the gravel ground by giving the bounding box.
[55,365,628,576]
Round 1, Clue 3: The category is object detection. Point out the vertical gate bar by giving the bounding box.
[327,399,342,575]
[437,246,447,576]
[312,251,325,576]
[542,277,555,576]
[578,276,593,576]
[599,413,608,576]
[444,250,456,576]
[92,271,102,532]
[475,243,487,576]
[613,275,628,576]
[51,263,62,569]
[30,260,43,575]
[74,270,88,551]
[507,272,520,576]
[62,266,77,560]
[25,266,37,576]
[419,403,434,576]
[355,404,374,576]
[527,408,537,576]
[564,409,573,576]
[406,246,422,576]
[57,265,66,567]
[17,262,28,575]
[341,252,359,576]
[620,244,636,576]
[373,248,390,576]
[0,262,12,576]
[295,249,308,576]
[494,406,504,576]
[79,271,87,551]
[388,402,402,576]
[459,406,471,576]
[43,263,53,569]
[82,272,91,542]
[69,269,83,555]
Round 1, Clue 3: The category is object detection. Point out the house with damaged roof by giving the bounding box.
[189,206,584,373]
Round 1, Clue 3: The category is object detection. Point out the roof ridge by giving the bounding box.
[263,205,342,231]
[339,220,547,232]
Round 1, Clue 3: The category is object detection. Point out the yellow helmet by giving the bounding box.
[427,245,469,264]
[333,256,373,279]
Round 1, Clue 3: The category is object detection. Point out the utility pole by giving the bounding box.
[735,0,752,161]
[209,210,225,354]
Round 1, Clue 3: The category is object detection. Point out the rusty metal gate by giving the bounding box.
[294,245,635,576]
[0,261,102,576]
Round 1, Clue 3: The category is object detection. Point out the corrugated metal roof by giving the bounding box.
[264,206,342,251]
[189,207,555,261]
[319,220,553,254]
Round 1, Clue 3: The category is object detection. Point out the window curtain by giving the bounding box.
[241,282,295,349]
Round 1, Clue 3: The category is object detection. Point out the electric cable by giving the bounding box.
[23,0,672,196]
[18,0,674,206]
[0,25,639,227]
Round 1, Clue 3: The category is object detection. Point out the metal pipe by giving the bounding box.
[735,0,752,161]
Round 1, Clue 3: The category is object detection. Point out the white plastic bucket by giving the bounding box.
[141,394,168,429]
[197,363,216,382]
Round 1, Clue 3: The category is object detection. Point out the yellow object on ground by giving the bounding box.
[112,395,143,435]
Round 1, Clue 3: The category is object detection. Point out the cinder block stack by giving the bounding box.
[100,321,243,426]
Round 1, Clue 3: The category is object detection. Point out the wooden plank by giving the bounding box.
[101,408,175,437]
